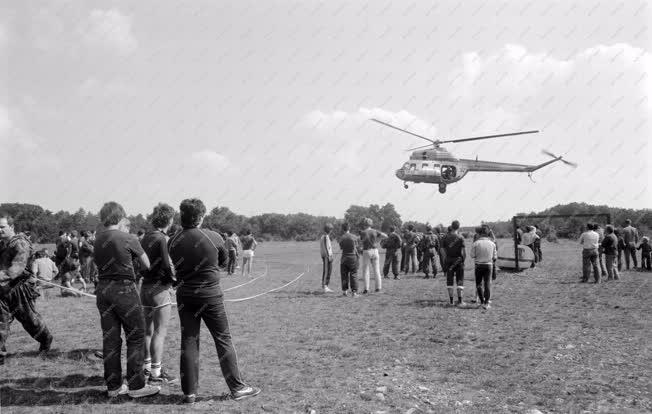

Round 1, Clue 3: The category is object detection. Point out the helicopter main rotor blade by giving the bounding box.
[438,130,540,144]
[370,119,435,144]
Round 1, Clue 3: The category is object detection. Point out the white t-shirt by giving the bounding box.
[579,231,599,249]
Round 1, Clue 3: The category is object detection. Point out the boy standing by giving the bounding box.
[320,224,334,293]
[471,227,497,309]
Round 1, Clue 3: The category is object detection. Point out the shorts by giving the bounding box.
[242,250,254,258]
[140,282,173,308]
[445,258,465,288]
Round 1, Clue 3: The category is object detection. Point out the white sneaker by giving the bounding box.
[323,286,333,293]
[128,384,160,398]
[107,383,128,398]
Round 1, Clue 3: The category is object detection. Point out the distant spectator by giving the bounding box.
[402,224,418,275]
[601,225,620,281]
[419,225,440,280]
[382,225,403,280]
[622,219,639,270]
[359,218,387,294]
[615,228,626,271]
[638,237,651,271]
[441,220,466,306]
[319,224,334,293]
[339,222,360,297]
[69,230,79,256]
[31,249,58,282]
[533,225,543,263]
[225,230,239,275]
[579,223,600,283]
[471,227,497,310]
[240,229,257,277]
[521,226,539,268]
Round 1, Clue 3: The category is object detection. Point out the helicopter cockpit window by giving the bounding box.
[409,163,416,171]
[422,163,429,169]
[441,165,457,180]
[403,162,410,169]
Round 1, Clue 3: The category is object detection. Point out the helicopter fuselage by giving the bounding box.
[396,148,469,185]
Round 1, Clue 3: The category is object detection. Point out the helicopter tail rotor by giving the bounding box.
[542,150,578,168]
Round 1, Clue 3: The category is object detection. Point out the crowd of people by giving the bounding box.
[319,219,499,309]
[0,199,261,403]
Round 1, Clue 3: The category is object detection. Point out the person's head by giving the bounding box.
[70,252,79,262]
[100,201,127,228]
[341,222,350,233]
[0,215,15,240]
[407,224,414,232]
[363,218,373,228]
[475,226,483,235]
[614,228,621,236]
[150,202,175,230]
[324,223,333,234]
[451,220,460,231]
[42,248,50,257]
[244,228,252,236]
[71,230,78,238]
[227,230,234,237]
[642,236,650,244]
[447,225,453,233]
[605,225,614,234]
[425,225,432,233]
[137,229,145,238]
[625,219,632,226]
[80,230,89,238]
[179,198,206,229]
[59,230,64,237]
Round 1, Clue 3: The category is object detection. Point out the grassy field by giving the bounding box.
[1,240,651,413]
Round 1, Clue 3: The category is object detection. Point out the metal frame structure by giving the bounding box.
[511,213,612,271]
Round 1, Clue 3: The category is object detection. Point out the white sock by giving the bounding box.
[151,362,161,377]
[143,358,151,372]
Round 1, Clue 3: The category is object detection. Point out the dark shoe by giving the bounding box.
[383,275,390,279]
[94,350,104,359]
[375,288,381,293]
[232,386,261,401]
[394,276,401,280]
[39,335,53,352]
[362,290,369,294]
[183,394,196,404]
[149,369,178,384]
[423,275,430,279]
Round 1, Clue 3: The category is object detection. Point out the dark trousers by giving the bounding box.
[321,256,333,286]
[177,298,245,395]
[96,279,146,391]
[534,243,543,262]
[422,250,438,277]
[642,252,652,270]
[624,244,638,269]
[227,249,237,274]
[0,280,52,357]
[582,249,600,282]
[400,246,407,273]
[404,247,417,273]
[383,249,400,277]
[617,249,624,271]
[475,264,492,304]
[340,255,358,292]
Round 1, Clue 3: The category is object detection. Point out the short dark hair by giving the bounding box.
[407,224,414,231]
[99,202,126,227]
[179,198,206,228]
[605,225,614,234]
[451,220,460,230]
[150,203,175,229]
[389,225,396,232]
[425,225,432,232]
[324,223,333,233]
[587,223,594,230]
[341,222,350,232]
[243,228,252,236]
[80,230,89,238]
[137,229,145,236]
[625,219,632,225]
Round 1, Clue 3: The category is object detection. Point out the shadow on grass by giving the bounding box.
[7,348,102,361]
[0,382,187,406]
[403,299,480,310]
[0,373,104,388]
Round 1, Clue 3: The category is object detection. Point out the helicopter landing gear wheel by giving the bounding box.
[403,182,409,189]
[438,183,447,194]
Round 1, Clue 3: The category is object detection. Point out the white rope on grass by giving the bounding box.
[222,264,269,292]
[37,279,96,298]
[224,268,307,303]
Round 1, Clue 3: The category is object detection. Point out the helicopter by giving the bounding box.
[371,118,577,193]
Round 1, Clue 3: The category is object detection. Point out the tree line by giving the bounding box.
[1,202,649,244]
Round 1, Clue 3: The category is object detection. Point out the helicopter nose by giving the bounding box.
[396,169,405,179]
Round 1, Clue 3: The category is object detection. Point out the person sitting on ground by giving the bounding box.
[601,225,620,281]
[240,229,257,277]
[579,223,601,283]
[31,249,58,283]
[319,224,334,292]
[637,237,652,271]
[471,227,497,310]
[60,253,86,293]
[168,198,260,403]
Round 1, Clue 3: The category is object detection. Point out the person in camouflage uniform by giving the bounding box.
[0,215,53,363]
[419,225,441,279]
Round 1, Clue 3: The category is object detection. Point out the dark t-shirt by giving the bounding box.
[241,235,255,250]
[360,228,383,250]
[94,229,145,281]
[339,233,359,256]
[441,232,465,259]
[140,230,174,285]
[168,228,228,303]
[601,233,618,256]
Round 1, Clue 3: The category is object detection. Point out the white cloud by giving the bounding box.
[0,105,11,137]
[79,77,134,98]
[189,150,230,172]
[81,9,137,55]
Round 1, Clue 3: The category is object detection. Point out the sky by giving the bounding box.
[2,0,650,225]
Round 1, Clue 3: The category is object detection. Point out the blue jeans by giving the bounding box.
[96,279,146,391]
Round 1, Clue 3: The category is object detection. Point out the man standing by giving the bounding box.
[359,218,387,294]
[420,225,440,279]
[579,223,600,283]
[521,226,539,268]
[0,215,53,364]
[622,219,639,270]
[225,231,238,275]
[471,227,497,310]
[382,226,402,280]
[319,224,334,293]
[601,225,620,281]
[441,220,466,306]
[339,222,360,297]
[533,225,543,263]
[403,224,418,275]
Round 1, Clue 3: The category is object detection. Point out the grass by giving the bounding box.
[1,240,651,413]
